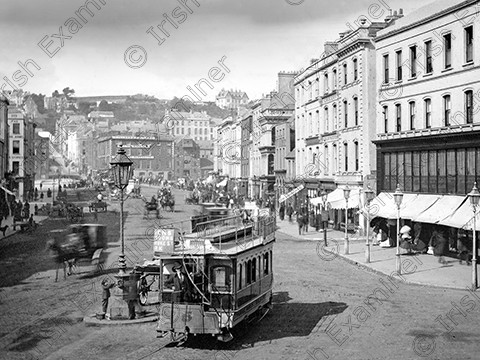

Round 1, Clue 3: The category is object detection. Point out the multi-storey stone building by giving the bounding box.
[7,106,36,200]
[215,115,241,179]
[216,89,249,110]
[97,134,174,179]
[166,110,217,142]
[372,0,480,227]
[250,72,296,200]
[274,116,296,205]
[174,138,201,180]
[294,15,401,229]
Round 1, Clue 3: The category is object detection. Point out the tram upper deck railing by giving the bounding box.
[152,214,276,256]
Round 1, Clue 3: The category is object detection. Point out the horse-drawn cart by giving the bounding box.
[144,201,160,219]
[47,224,108,281]
[89,201,108,212]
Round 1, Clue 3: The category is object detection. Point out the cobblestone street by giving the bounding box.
[1,188,479,360]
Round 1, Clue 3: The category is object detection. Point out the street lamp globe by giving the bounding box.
[110,145,133,189]
[469,182,480,208]
[393,184,403,208]
[365,186,375,203]
[343,185,351,201]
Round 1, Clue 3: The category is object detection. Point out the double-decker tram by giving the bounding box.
[154,214,276,342]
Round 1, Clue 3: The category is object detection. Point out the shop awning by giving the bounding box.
[370,192,468,227]
[438,197,479,230]
[415,195,464,224]
[310,187,361,209]
[369,193,432,220]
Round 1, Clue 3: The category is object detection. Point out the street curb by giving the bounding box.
[323,248,468,291]
[83,313,158,326]
[277,229,468,291]
[0,216,49,241]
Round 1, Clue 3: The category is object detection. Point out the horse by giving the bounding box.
[46,238,78,282]
[160,196,175,212]
[142,196,160,219]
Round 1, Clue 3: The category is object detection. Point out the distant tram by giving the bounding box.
[154,214,276,342]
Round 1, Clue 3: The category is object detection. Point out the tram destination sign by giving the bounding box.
[153,228,175,255]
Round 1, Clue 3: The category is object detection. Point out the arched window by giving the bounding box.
[465,90,474,124]
[252,258,257,283]
[424,99,431,128]
[270,250,273,273]
[353,97,358,126]
[383,105,388,133]
[264,253,269,275]
[238,263,243,290]
[258,256,261,279]
[409,101,416,130]
[353,58,358,80]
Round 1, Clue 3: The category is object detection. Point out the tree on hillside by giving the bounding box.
[29,93,46,113]
[78,102,95,115]
[62,87,75,99]
[52,90,60,97]
[169,97,192,112]
[98,100,112,111]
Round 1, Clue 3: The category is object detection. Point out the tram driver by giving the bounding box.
[165,262,191,302]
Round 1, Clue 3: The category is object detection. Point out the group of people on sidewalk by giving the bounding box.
[277,202,325,236]
[372,219,473,266]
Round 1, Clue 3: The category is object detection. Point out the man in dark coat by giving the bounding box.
[170,262,190,302]
[287,204,293,222]
[279,203,285,221]
[430,226,448,265]
[297,212,304,235]
[303,207,309,233]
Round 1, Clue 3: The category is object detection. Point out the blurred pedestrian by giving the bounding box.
[297,212,304,235]
[303,208,309,233]
[279,203,285,221]
[457,229,471,265]
[287,204,293,222]
[429,226,448,265]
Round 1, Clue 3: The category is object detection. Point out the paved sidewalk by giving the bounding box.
[276,217,475,290]
[0,201,49,240]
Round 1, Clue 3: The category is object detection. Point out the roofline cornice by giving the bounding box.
[376,0,477,42]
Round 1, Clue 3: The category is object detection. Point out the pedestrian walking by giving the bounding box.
[303,208,309,233]
[101,277,115,315]
[279,203,285,221]
[429,226,448,265]
[457,229,471,265]
[297,212,304,235]
[287,204,293,222]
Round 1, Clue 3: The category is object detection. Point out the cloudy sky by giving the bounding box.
[0,0,432,101]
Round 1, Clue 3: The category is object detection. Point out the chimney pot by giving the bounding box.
[399,8,403,15]
[393,10,397,16]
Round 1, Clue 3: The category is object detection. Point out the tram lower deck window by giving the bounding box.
[211,266,232,292]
